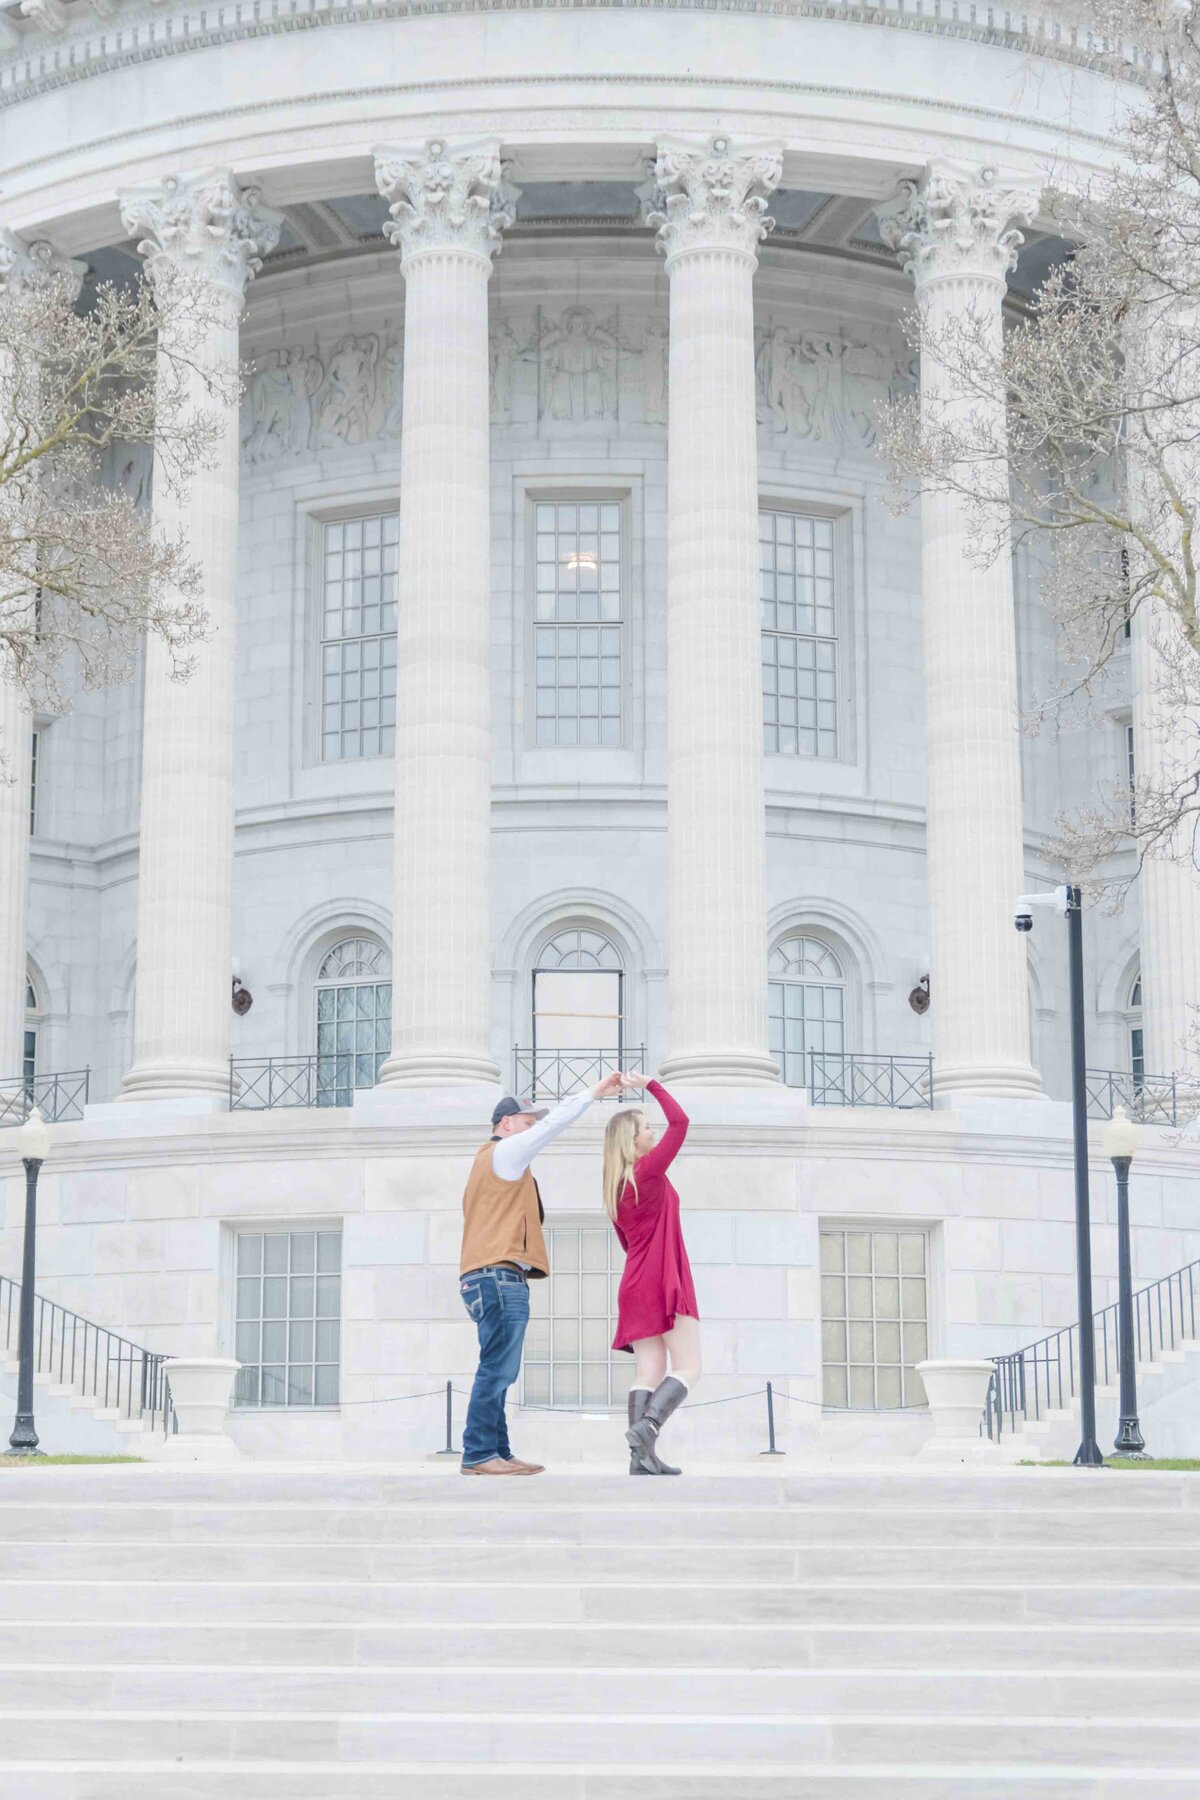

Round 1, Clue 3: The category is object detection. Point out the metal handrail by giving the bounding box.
[984,1257,1200,1442]
[230,1054,362,1110]
[0,1271,175,1436]
[808,1051,934,1110]
[0,1069,90,1126]
[512,1046,647,1102]
[1085,1067,1189,1126]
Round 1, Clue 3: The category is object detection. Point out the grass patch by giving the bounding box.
[1020,1457,1200,1471]
[0,1454,144,1467]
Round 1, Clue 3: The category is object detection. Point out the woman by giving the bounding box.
[603,1074,700,1475]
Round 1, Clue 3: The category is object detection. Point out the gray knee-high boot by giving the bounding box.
[627,1388,680,1476]
[626,1376,687,1475]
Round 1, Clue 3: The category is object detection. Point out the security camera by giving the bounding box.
[1013,887,1071,935]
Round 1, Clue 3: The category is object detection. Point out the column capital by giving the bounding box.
[0,228,85,301]
[643,134,782,266]
[118,169,283,299]
[374,138,518,268]
[876,163,1039,293]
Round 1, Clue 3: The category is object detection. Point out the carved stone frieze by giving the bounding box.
[643,134,782,264]
[875,163,1039,291]
[754,320,912,450]
[119,169,283,298]
[374,138,518,266]
[241,327,404,463]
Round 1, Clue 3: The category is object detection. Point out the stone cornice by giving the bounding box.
[0,0,1147,113]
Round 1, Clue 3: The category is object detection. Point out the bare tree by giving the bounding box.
[875,0,1200,895]
[0,244,230,772]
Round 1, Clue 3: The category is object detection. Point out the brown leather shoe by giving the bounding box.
[460,1457,534,1476]
[504,1457,545,1474]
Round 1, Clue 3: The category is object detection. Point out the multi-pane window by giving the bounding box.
[1129,974,1144,1084]
[759,509,838,758]
[821,1228,928,1410]
[320,514,398,762]
[234,1229,341,1408]
[315,938,392,1105]
[523,1224,628,1408]
[769,936,845,1089]
[529,929,624,1098]
[22,978,37,1090]
[533,501,623,747]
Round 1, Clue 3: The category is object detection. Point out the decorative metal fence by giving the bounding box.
[984,1257,1200,1442]
[0,1272,175,1435]
[1085,1068,1188,1127]
[512,1046,647,1103]
[229,1055,359,1110]
[808,1052,934,1110]
[0,1069,89,1127]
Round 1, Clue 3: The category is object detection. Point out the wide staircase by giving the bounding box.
[0,1461,1197,1797]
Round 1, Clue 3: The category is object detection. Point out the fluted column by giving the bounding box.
[118,171,280,1101]
[372,138,513,1086]
[879,165,1042,1099]
[648,135,782,1086]
[0,232,84,1078]
[1132,607,1200,1077]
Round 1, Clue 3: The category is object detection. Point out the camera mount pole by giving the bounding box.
[1066,884,1103,1466]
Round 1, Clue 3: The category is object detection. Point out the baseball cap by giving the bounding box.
[491,1095,549,1126]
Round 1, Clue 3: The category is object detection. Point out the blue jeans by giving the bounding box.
[460,1267,530,1467]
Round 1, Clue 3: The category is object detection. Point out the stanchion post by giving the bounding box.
[759,1380,786,1457]
[433,1378,459,1458]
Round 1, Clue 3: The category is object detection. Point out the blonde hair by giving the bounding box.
[602,1107,643,1221]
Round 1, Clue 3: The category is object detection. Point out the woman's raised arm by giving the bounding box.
[634,1079,689,1179]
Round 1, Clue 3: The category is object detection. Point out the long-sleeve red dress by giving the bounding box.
[611,1080,699,1353]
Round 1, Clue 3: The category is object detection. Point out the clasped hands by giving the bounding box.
[591,1070,647,1099]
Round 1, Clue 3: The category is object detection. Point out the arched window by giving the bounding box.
[315,938,391,1106]
[1127,973,1144,1085]
[22,976,39,1091]
[530,928,623,1097]
[768,935,845,1088]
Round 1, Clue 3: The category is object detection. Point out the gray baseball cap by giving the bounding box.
[491,1095,549,1126]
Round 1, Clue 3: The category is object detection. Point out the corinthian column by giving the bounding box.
[647,134,782,1086]
[879,164,1042,1100]
[372,138,513,1086]
[118,171,280,1102]
[0,232,84,1079]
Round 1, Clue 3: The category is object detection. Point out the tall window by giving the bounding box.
[22,978,38,1089]
[769,936,845,1088]
[821,1228,928,1410]
[1125,722,1137,828]
[1128,974,1144,1084]
[320,513,398,762]
[234,1229,342,1408]
[759,509,838,759]
[529,928,623,1098]
[523,1224,627,1407]
[315,938,391,1105]
[533,500,623,747]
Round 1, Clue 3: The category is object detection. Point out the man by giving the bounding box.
[458,1073,624,1476]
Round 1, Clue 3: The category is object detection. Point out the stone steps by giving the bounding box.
[0,1463,1193,1797]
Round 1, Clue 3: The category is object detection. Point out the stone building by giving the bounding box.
[0,0,1196,1457]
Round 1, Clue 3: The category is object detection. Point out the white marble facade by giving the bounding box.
[1,0,1198,1454]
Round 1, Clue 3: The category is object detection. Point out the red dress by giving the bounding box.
[611,1080,699,1353]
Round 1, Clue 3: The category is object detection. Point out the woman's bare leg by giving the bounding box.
[631,1336,668,1391]
[663,1314,702,1390]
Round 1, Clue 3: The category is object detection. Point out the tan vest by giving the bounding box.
[459,1139,550,1279]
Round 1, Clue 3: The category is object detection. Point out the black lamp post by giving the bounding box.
[6,1106,51,1458]
[1014,883,1103,1466]
[1103,1104,1147,1459]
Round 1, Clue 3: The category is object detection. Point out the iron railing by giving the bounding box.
[512,1046,647,1103]
[808,1052,934,1110]
[984,1256,1200,1442]
[229,1054,361,1110]
[1085,1067,1190,1126]
[0,1271,175,1435]
[0,1068,89,1127]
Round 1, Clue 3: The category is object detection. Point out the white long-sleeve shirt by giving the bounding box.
[490,1089,595,1182]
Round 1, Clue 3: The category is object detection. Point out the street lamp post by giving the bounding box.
[1103,1104,1147,1459]
[6,1107,51,1458]
[1014,883,1104,1467]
